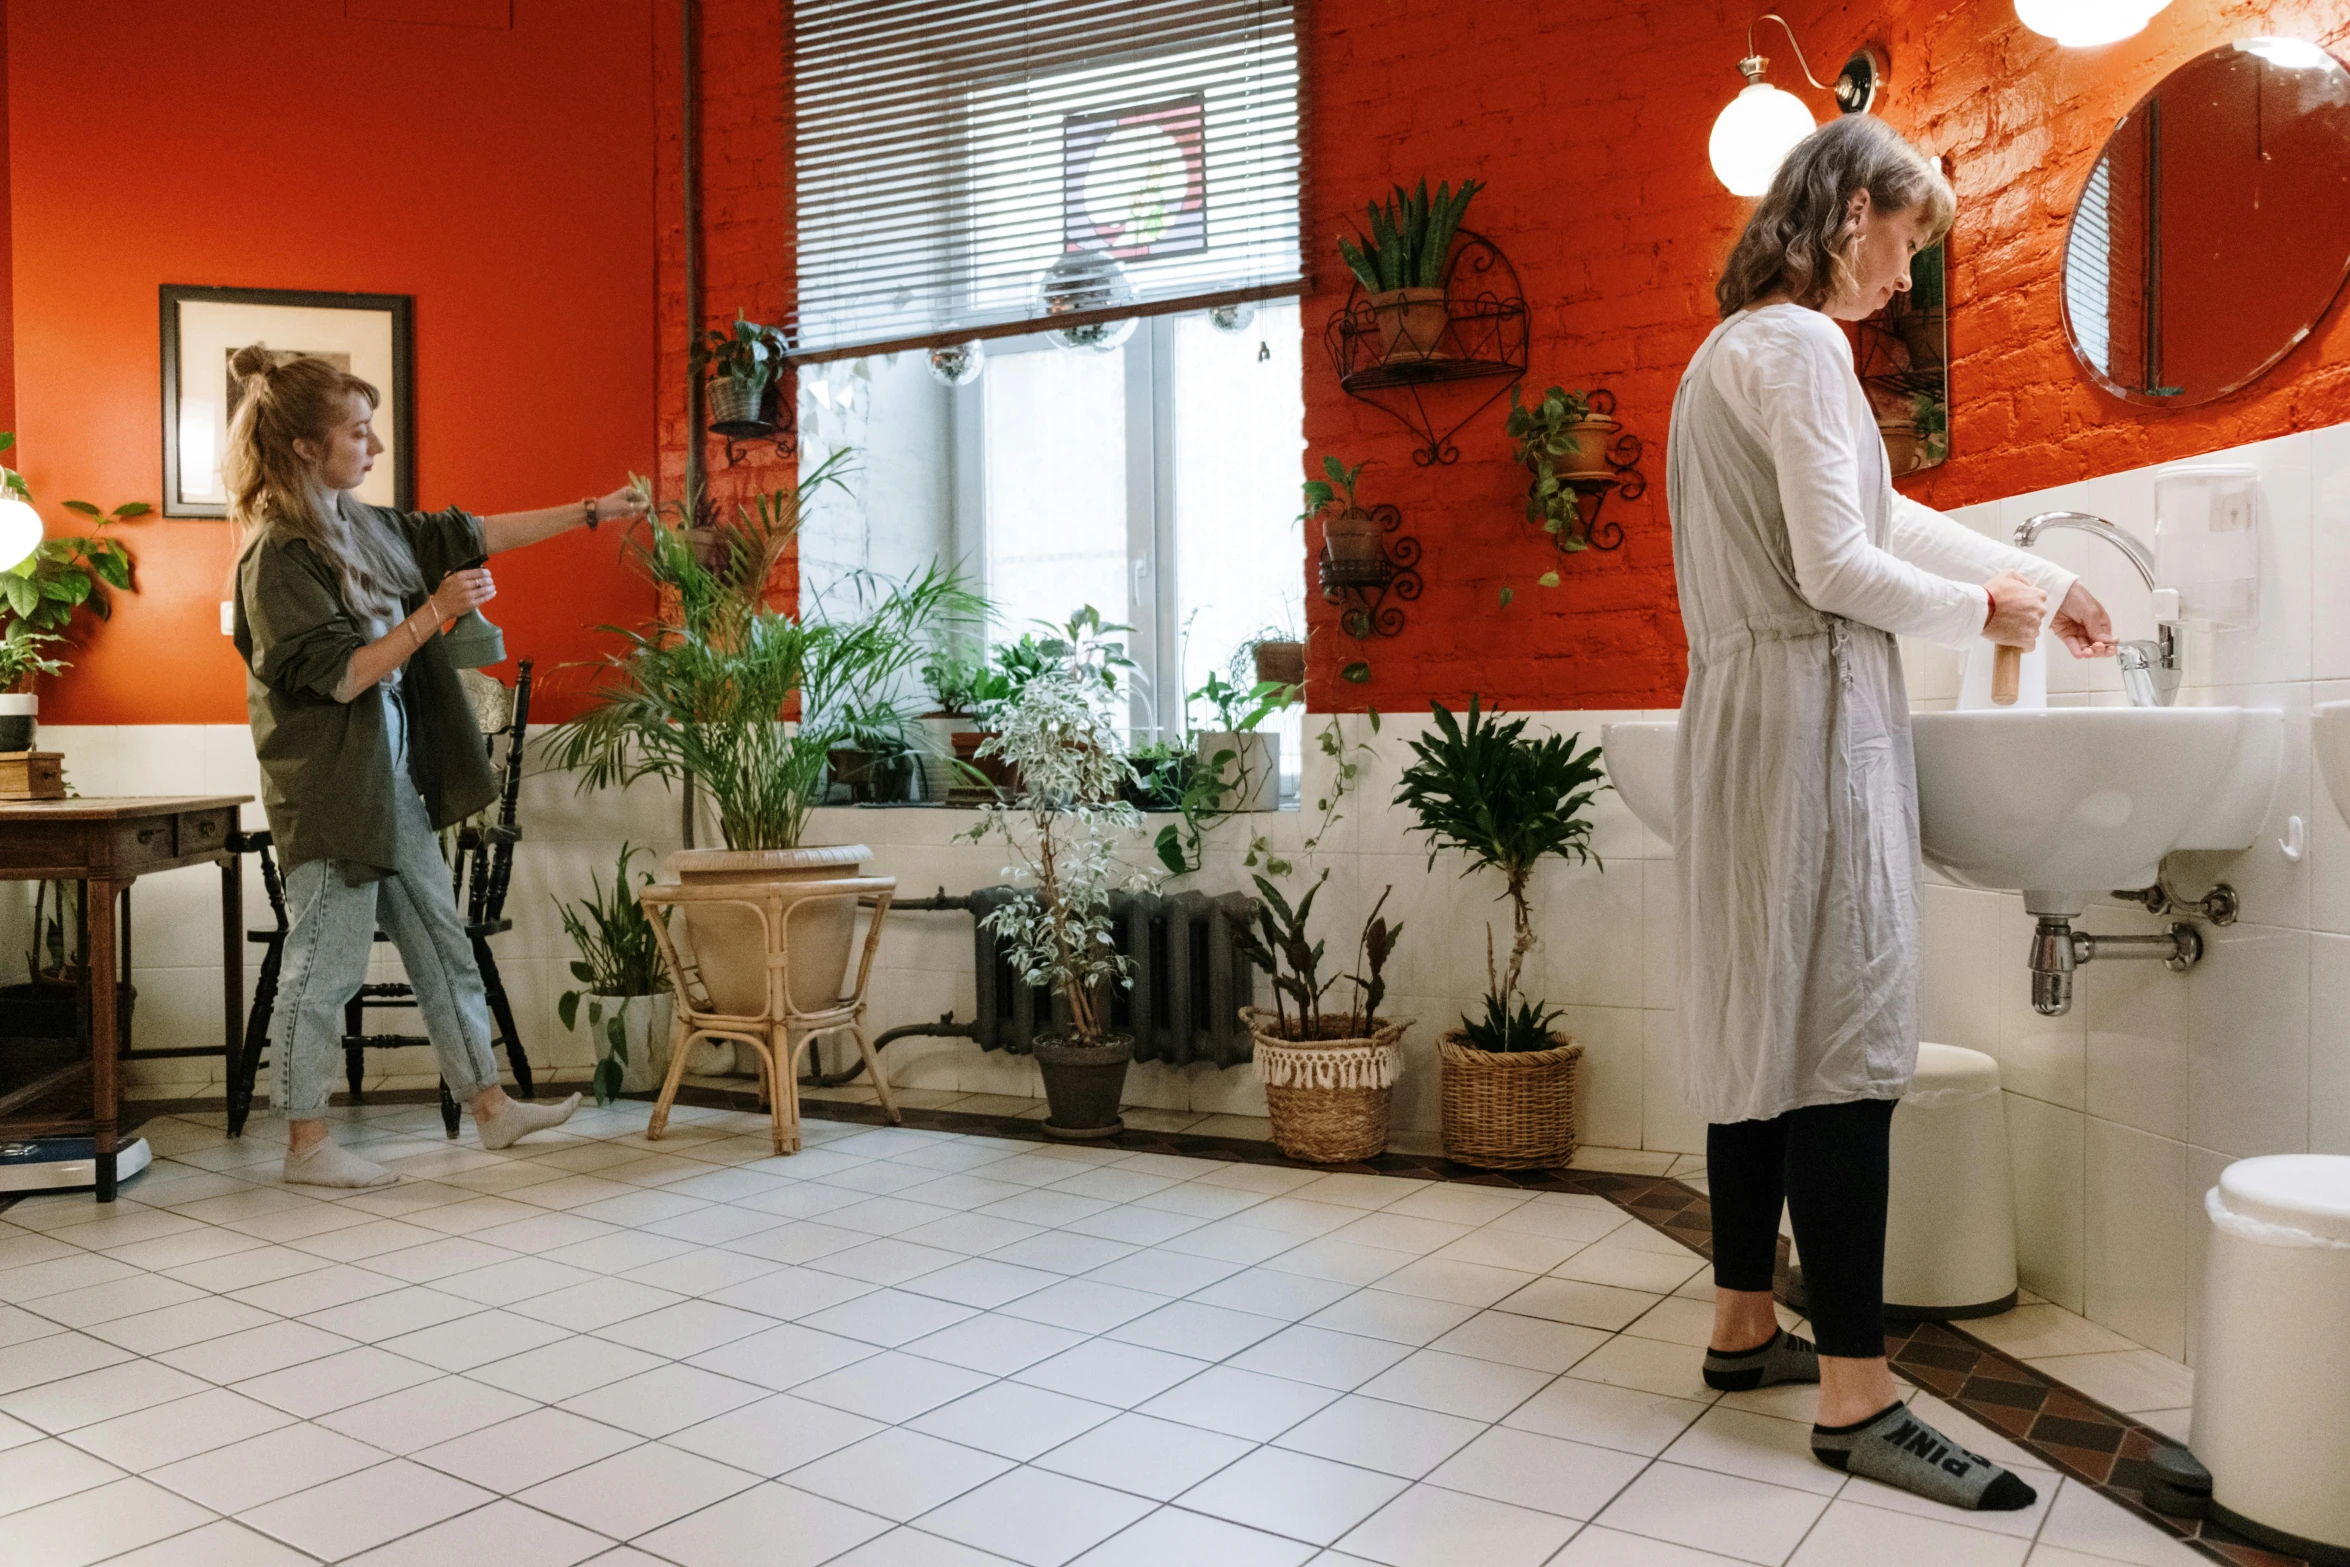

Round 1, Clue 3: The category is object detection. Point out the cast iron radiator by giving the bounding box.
[962,885,1259,1068]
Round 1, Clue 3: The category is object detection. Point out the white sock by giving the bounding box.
[478,1092,582,1151]
[284,1140,398,1188]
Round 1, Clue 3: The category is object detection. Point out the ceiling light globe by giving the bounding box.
[2015,0,2171,48]
[1709,82,1818,198]
[0,498,42,573]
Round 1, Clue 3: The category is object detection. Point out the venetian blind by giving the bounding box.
[790,0,1304,363]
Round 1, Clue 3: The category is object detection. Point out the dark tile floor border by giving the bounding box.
[21,1085,2305,1567]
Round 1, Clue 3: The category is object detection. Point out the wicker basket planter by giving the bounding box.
[1438,1028,1582,1169]
[1246,1008,1409,1164]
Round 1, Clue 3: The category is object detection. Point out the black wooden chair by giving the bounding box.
[228,660,537,1137]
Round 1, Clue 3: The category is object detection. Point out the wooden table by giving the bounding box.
[0,795,249,1201]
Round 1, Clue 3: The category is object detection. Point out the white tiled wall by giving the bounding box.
[42,422,2349,1364]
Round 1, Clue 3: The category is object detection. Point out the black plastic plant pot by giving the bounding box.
[0,717,32,751]
[1033,1035,1132,1141]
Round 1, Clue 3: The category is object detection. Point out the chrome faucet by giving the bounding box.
[2013,510,2184,707]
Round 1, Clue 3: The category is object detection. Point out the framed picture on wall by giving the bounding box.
[160,285,414,518]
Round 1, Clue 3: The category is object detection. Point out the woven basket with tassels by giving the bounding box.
[1438,1028,1582,1170]
[1245,1007,1409,1165]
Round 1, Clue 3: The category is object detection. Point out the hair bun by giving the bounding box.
[228,344,277,382]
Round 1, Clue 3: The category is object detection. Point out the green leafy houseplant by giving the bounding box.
[695,313,788,423]
[554,845,668,1105]
[1231,871,1402,1039]
[0,436,144,655]
[551,454,981,851]
[1336,178,1484,294]
[0,628,65,693]
[1152,671,1299,876]
[1505,384,1603,552]
[1394,697,1606,1052]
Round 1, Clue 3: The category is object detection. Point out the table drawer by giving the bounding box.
[177,809,234,859]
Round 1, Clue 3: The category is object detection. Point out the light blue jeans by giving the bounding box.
[271,705,500,1119]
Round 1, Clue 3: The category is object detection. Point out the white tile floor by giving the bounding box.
[0,1102,2211,1567]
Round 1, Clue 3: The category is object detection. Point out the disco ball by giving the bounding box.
[1206,301,1256,334]
[1038,252,1138,351]
[926,341,984,386]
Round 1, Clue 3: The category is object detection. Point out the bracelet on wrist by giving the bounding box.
[583,496,600,531]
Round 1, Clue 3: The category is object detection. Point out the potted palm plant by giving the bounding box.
[1337,178,1482,364]
[961,637,1145,1140]
[1235,872,1408,1164]
[551,452,978,1021]
[1395,697,1605,1169]
[556,845,671,1103]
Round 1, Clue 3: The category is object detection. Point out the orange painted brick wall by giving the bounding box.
[655,2,2350,714]
[1300,0,2350,712]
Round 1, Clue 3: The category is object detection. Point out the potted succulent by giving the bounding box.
[1506,384,1618,550]
[1395,697,1606,1169]
[961,635,1146,1139]
[552,452,978,1023]
[697,312,789,429]
[556,845,672,1103]
[1338,178,1483,364]
[1235,872,1408,1164]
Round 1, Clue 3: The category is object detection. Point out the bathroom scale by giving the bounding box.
[0,1136,150,1193]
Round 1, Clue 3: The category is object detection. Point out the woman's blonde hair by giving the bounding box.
[223,346,419,621]
[1716,115,1954,317]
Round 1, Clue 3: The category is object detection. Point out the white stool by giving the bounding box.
[1883,1043,2018,1319]
[2190,1154,2350,1562]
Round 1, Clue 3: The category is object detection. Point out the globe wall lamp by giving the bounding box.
[1709,14,1886,197]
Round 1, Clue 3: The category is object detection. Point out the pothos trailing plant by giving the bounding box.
[554,845,668,1106]
[960,633,1149,1048]
[1394,697,1606,1053]
[1504,383,1597,560]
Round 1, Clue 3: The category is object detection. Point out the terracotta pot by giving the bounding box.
[951,731,1019,792]
[664,845,871,1019]
[1321,507,1386,566]
[1551,414,1621,483]
[1367,286,1448,363]
[1252,640,1305,689]
[1879,420,1924,477]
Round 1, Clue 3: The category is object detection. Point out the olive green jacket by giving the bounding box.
[233,502,498,881]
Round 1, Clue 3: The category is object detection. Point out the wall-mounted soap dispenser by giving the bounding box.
[2155,465,2262,633]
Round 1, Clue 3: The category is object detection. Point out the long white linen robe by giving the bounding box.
[1666,304,2076,1126]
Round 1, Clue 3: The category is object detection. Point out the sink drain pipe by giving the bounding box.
[2027,918,2202,1016]
[802,891,980,1088]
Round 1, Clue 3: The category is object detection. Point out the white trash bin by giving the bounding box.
[2190,1154,2350,1562]
[1883,1043,2018,1319]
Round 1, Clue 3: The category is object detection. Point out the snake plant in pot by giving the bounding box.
[1395,697,1606,1169]
[959,630,1146,1140]
[1337,178,1483,364]
[551,454,980,1043]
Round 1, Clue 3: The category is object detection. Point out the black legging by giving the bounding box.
[1708,1097,1899,1359]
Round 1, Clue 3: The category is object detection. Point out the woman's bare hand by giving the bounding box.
[1982,570,2047,648]
[428,568,496,620]
[2050,580,2117,659]
[598,483,650,525]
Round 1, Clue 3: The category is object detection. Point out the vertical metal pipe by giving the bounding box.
[680,0,703,850]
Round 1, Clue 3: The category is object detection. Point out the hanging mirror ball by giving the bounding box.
[1207,300,1256,334]
[1039,251,1139,351]
[927,341,984,386]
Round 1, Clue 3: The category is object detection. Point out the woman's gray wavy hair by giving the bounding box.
[1716,115,1953,318]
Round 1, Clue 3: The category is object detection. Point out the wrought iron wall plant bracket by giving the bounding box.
[1322,229,1530,466]
[708,369,798,466]
[1318,502,1422,639]
[1514,387,1645,553]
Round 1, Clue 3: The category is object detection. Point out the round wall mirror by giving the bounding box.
[2061,38,2350,406]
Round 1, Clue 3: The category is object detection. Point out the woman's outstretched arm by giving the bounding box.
[480,485,646,553]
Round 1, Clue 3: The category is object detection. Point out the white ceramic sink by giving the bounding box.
[1913,707,2279,914]
[1600,720,1678,844]
[1604,709,2281,916]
